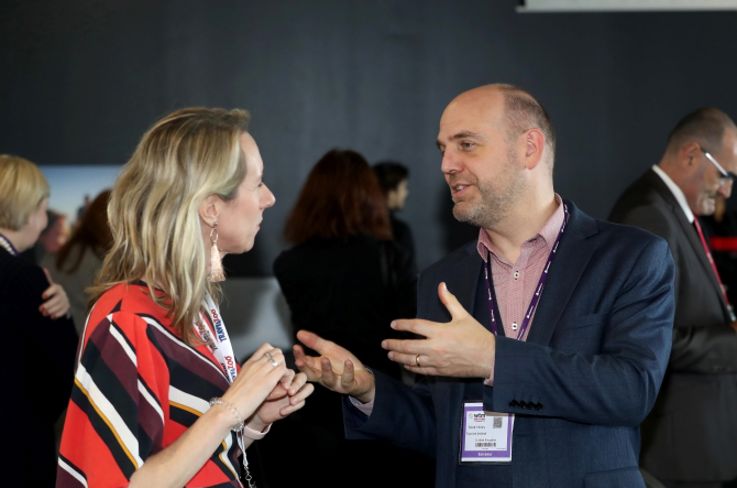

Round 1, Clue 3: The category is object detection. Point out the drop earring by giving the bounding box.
[209,223,225,282]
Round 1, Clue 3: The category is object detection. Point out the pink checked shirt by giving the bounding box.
[480,195,564,383]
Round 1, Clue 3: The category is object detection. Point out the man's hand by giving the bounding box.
[293,330,376,403]
[382,282,495,379]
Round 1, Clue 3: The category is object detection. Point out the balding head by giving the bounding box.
[446,84,556,166]
[659,107,737,216]
[666,107,737,156]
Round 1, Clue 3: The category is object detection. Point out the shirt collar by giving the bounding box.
[651,164,695,223]
[476,194,565,262]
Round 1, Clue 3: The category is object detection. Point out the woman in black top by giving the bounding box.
[0,154,78,487]
[261,149,431,487]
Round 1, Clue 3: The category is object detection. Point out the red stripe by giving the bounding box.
[709,236,737,252]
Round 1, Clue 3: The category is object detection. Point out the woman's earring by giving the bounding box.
[209,224,225,282]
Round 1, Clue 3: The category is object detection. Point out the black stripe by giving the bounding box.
[110,298,123,314]
[169,402,199,426]
[70,384,138,478]
[140,312,226,381]
[81,334,141,438]
[146,326,227,401]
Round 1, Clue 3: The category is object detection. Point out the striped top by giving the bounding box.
[57,282,244,487]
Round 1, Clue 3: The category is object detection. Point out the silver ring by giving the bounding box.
[415,354,421,367]
[265,351,278,368]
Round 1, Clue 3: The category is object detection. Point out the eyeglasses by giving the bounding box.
[701,147,735,185]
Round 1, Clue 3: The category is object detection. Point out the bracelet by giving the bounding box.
[209,397,245,432]
[242,422,272,440]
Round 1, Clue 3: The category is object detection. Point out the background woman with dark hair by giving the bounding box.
[263,148,430,487]
[276,148,415,375]
[44,189,112,333]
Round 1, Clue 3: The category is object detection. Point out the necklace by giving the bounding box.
[0,234,17,256]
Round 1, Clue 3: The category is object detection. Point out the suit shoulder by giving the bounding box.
[593,218,672,264]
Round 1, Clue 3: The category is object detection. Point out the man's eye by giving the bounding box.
[459,141,475,151]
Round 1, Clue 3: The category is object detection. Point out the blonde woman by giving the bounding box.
[0,155,78,487]
[57,108,313,487]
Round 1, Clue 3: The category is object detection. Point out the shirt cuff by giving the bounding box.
[242,422,272,440]
[483,360,495,386]
[349,396,375,416]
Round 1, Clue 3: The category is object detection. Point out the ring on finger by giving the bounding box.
[415,353,421,367]
[264,351,279,368]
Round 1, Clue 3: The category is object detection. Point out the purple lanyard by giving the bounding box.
[483,204,569,340]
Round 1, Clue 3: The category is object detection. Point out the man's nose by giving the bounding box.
[719,178,734,198]
[441,150,460,176]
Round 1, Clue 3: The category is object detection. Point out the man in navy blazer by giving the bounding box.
[294,84,675,487]
[610,108,737,488]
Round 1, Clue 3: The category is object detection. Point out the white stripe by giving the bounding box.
[76,363,144,467]
[58,457,88,487]
[138,380,164,423]
[141,315,228,382]
[169,385,209,413]
[217,432,239,479]
[109,323,137,365]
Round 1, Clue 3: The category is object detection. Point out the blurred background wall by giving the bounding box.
[3,0,737,275]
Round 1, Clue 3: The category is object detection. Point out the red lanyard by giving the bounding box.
[693,218,734,319]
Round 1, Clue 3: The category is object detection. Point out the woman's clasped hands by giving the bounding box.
[220,343,314,434]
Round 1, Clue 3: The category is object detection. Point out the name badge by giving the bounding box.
[460,402,513,463]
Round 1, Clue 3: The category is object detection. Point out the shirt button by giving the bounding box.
[513,270,520,280]
[512,322,518,330]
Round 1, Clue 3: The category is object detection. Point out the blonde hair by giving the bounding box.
[0,154,50,230]
[93,107,250,342]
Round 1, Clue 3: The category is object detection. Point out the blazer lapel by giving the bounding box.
[646,171,729,313]
[527,202,598,346]
[445,244,483,314]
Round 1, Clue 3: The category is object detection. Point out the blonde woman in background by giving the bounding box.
[0,155,78,487]
[57,108,313,487]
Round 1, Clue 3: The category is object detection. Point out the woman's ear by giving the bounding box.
[198,195,221,226]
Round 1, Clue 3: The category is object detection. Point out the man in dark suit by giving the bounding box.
[294,84,675,487]
[610,108,737,488]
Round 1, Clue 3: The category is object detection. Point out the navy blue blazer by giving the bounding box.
[344,201,675,488]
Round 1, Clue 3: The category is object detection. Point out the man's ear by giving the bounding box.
[198,195,222,226]
[523,128,545,170]
[679,141,701,167]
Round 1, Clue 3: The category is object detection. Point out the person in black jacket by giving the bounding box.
[0,154,78,487]
[374,160,417,276]
[262,149,430,487]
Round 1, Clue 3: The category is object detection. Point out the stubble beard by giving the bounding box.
[452,158,526,229]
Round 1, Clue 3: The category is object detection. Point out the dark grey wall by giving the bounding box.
[3,0,737,274]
